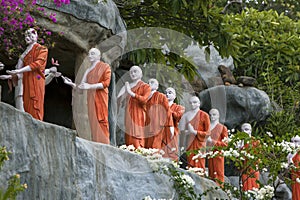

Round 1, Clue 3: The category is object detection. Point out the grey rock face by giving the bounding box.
[184,44,234,90]
[199,85,272,128]
[0,102,228,200]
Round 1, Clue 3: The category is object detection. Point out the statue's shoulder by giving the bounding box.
[35,43,48,51]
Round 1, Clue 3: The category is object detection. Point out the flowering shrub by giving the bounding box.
[0,0,70,59]
[0,146,27,199]
[119,145,165,160]
[191,129,300,200]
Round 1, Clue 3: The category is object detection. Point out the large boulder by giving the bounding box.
[199,85,272,129]
[0,102,228,200]
[184,44,234,91]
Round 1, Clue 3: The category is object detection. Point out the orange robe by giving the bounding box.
[241,139,260,191]
[291,151,300,200]
[22,43,48,120]
[125,81,151,148]
[207,123,228,186]
[86,61,111,144]
[162,103,185,160]
[144,91,173,149]
[186,110,210,169]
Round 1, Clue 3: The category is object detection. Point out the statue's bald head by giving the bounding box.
[129,65,143,81]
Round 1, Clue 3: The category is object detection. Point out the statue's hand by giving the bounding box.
[78,82,91,90]
[6,69,19,75]
[125,81,134,96]
[206,136,213,146]
[61,76,76,88]
[0,75,12,80]
[49,67,57,73]
[125,82,130,92]
[187,123,197,135]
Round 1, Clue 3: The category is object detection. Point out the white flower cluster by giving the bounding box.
[296,178,300,183]
[205,150,222,159]
[276,140,296,153]
[222,136,230,143]
[119,145,165,160]
[192,149,223,160]
[192,152,206,161]
[187,167,206,176]
[247,185,274,200]
[240,150,255,160]
[180,174,195,188]
[281,162,289,169]
[143,196,172,200]
[119,144,136,151]
[222,148,240,158]
[266,131,273,137]
[143,196,152,200]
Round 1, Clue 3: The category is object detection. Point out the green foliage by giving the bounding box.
[258,110,300,140]
[0,147,26,200]
[222,8,300,112]
[117,0,234,80]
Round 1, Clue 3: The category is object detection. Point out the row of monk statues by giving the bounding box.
[0,28,269,190]
[1,28,299,196]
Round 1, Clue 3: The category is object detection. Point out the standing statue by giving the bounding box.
[144,79,173,149]
[62,48,111,144]
[5,28,48,120]
[240,123,260,191]
[207,108,228,186]
[117,65,151,148]
[179,96,210,169]
[287,135,300,200]
[162,87,185,161]
[0,58,61,109]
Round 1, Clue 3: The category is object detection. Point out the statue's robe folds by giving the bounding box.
[23,43,48,120]
[87,61,111,144]
[291,151,300,200]
[144,91,173,149]
[162,103,185,160]
[241,139,260,191]
[124,81,151,148]
[186,110,210,169]
[207,123,228,186]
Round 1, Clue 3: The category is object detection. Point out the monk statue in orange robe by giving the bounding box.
[144,79,174,149]
[0,58,60,112]
[239,123,260,191]
[161,87,185,161]
[117,66,151,148]
[179,96,210,169]
[206,108,228,186]
[287,135,300,200]
[5,28,48,120]
[62,48,111,144]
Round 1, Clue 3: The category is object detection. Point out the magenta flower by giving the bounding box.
[45,31,51,36]
[25,13,34,24]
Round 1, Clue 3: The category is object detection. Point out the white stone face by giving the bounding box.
[25,28,37,44]
[129,66,142,81]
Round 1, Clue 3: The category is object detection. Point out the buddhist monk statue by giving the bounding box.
[288,135,300,200]
[5,28,48,120]
[179,96,210,169]
[207,108,228,186]
[144,78,174,149]
[117,65,151,148]
[62,47,111,144]
[161,87,185,161]
[240,123,260,191]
